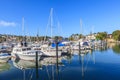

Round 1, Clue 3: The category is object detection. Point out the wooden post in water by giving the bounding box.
[36,51,39,79]
[79,42,80,52]
[68,44,71,55]
[55,36,59,60]
[56,42,58,62]
[78,42,81,64]
[56,37,59,80]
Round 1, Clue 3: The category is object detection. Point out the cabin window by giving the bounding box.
[22,49,26,51]
[15,49,21,52]
[27,48,31,50]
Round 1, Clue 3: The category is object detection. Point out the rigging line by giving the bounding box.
[44,9,51,42]
[29,69,35,80]
[27,68,33,79]
[57,22,62,36]
[54,9,59,23]
[54,10,59,35]
[52,63,54,80]
[84,53,92,72]
[54,9,63,36]
[23,69,25,80]
[46,65,51,80]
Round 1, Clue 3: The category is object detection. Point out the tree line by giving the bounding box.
[0,34,64,43]
[69,30,120,41]
[0,30,120,42]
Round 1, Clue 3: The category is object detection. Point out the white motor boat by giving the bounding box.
[11,45,42,61]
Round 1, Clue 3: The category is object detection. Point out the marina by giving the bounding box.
[0,0,120,80]
[0,43,120,80]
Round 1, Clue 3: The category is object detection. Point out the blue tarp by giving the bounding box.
[82,42,89,46]
[51,42,65,47]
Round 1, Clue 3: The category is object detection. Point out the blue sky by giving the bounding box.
[0,0,120,37]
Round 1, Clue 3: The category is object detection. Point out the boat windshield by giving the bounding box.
[14,49,21,52]
[22,48,31,51]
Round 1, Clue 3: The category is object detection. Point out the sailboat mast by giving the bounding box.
[50,8,53,39]
[37,28,39,41]
[80,19,82,35]
[22,17,24,36]
[22,17,25,46]
[92,26,94,34]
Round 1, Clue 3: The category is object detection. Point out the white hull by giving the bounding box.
[0,56,10,63]
[11,51,42,61]
[12,53,41,61]
[19,54,40,61]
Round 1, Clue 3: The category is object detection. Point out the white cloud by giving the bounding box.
[0,20,17,27]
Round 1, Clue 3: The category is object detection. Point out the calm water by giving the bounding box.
[0,43,120,80]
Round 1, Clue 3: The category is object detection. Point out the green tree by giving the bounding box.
[112,30,120,41]
[53,36,63,41]
[79,34,83,39]
[69,37,74,41]
[96,32,107,40]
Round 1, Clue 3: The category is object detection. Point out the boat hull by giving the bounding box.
[11,52,42,61]
[17,54,41,61]
[0,56,10,63]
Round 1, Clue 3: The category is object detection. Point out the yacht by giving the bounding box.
[11,42,42,61]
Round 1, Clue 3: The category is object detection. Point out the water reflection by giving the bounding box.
[78,51,96,79]
[107,43,116,48]
[0,62,10,72]
[11,55,65,80]
[1,44,120,80]
[112,43,120,54]
[12,58,41,80]
[93,44,108,52]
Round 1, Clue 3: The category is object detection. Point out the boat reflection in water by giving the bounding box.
[78,50,95,79]
[11,54,64,80]
[67,49,95,79]
[1,43,120,80]
[12,57,41,80]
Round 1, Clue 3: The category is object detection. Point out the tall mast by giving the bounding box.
[37,27,39,41]
[92,26,94,34]
[50,8,53,39]
[80,19,82,35]
[22,17,24,36]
